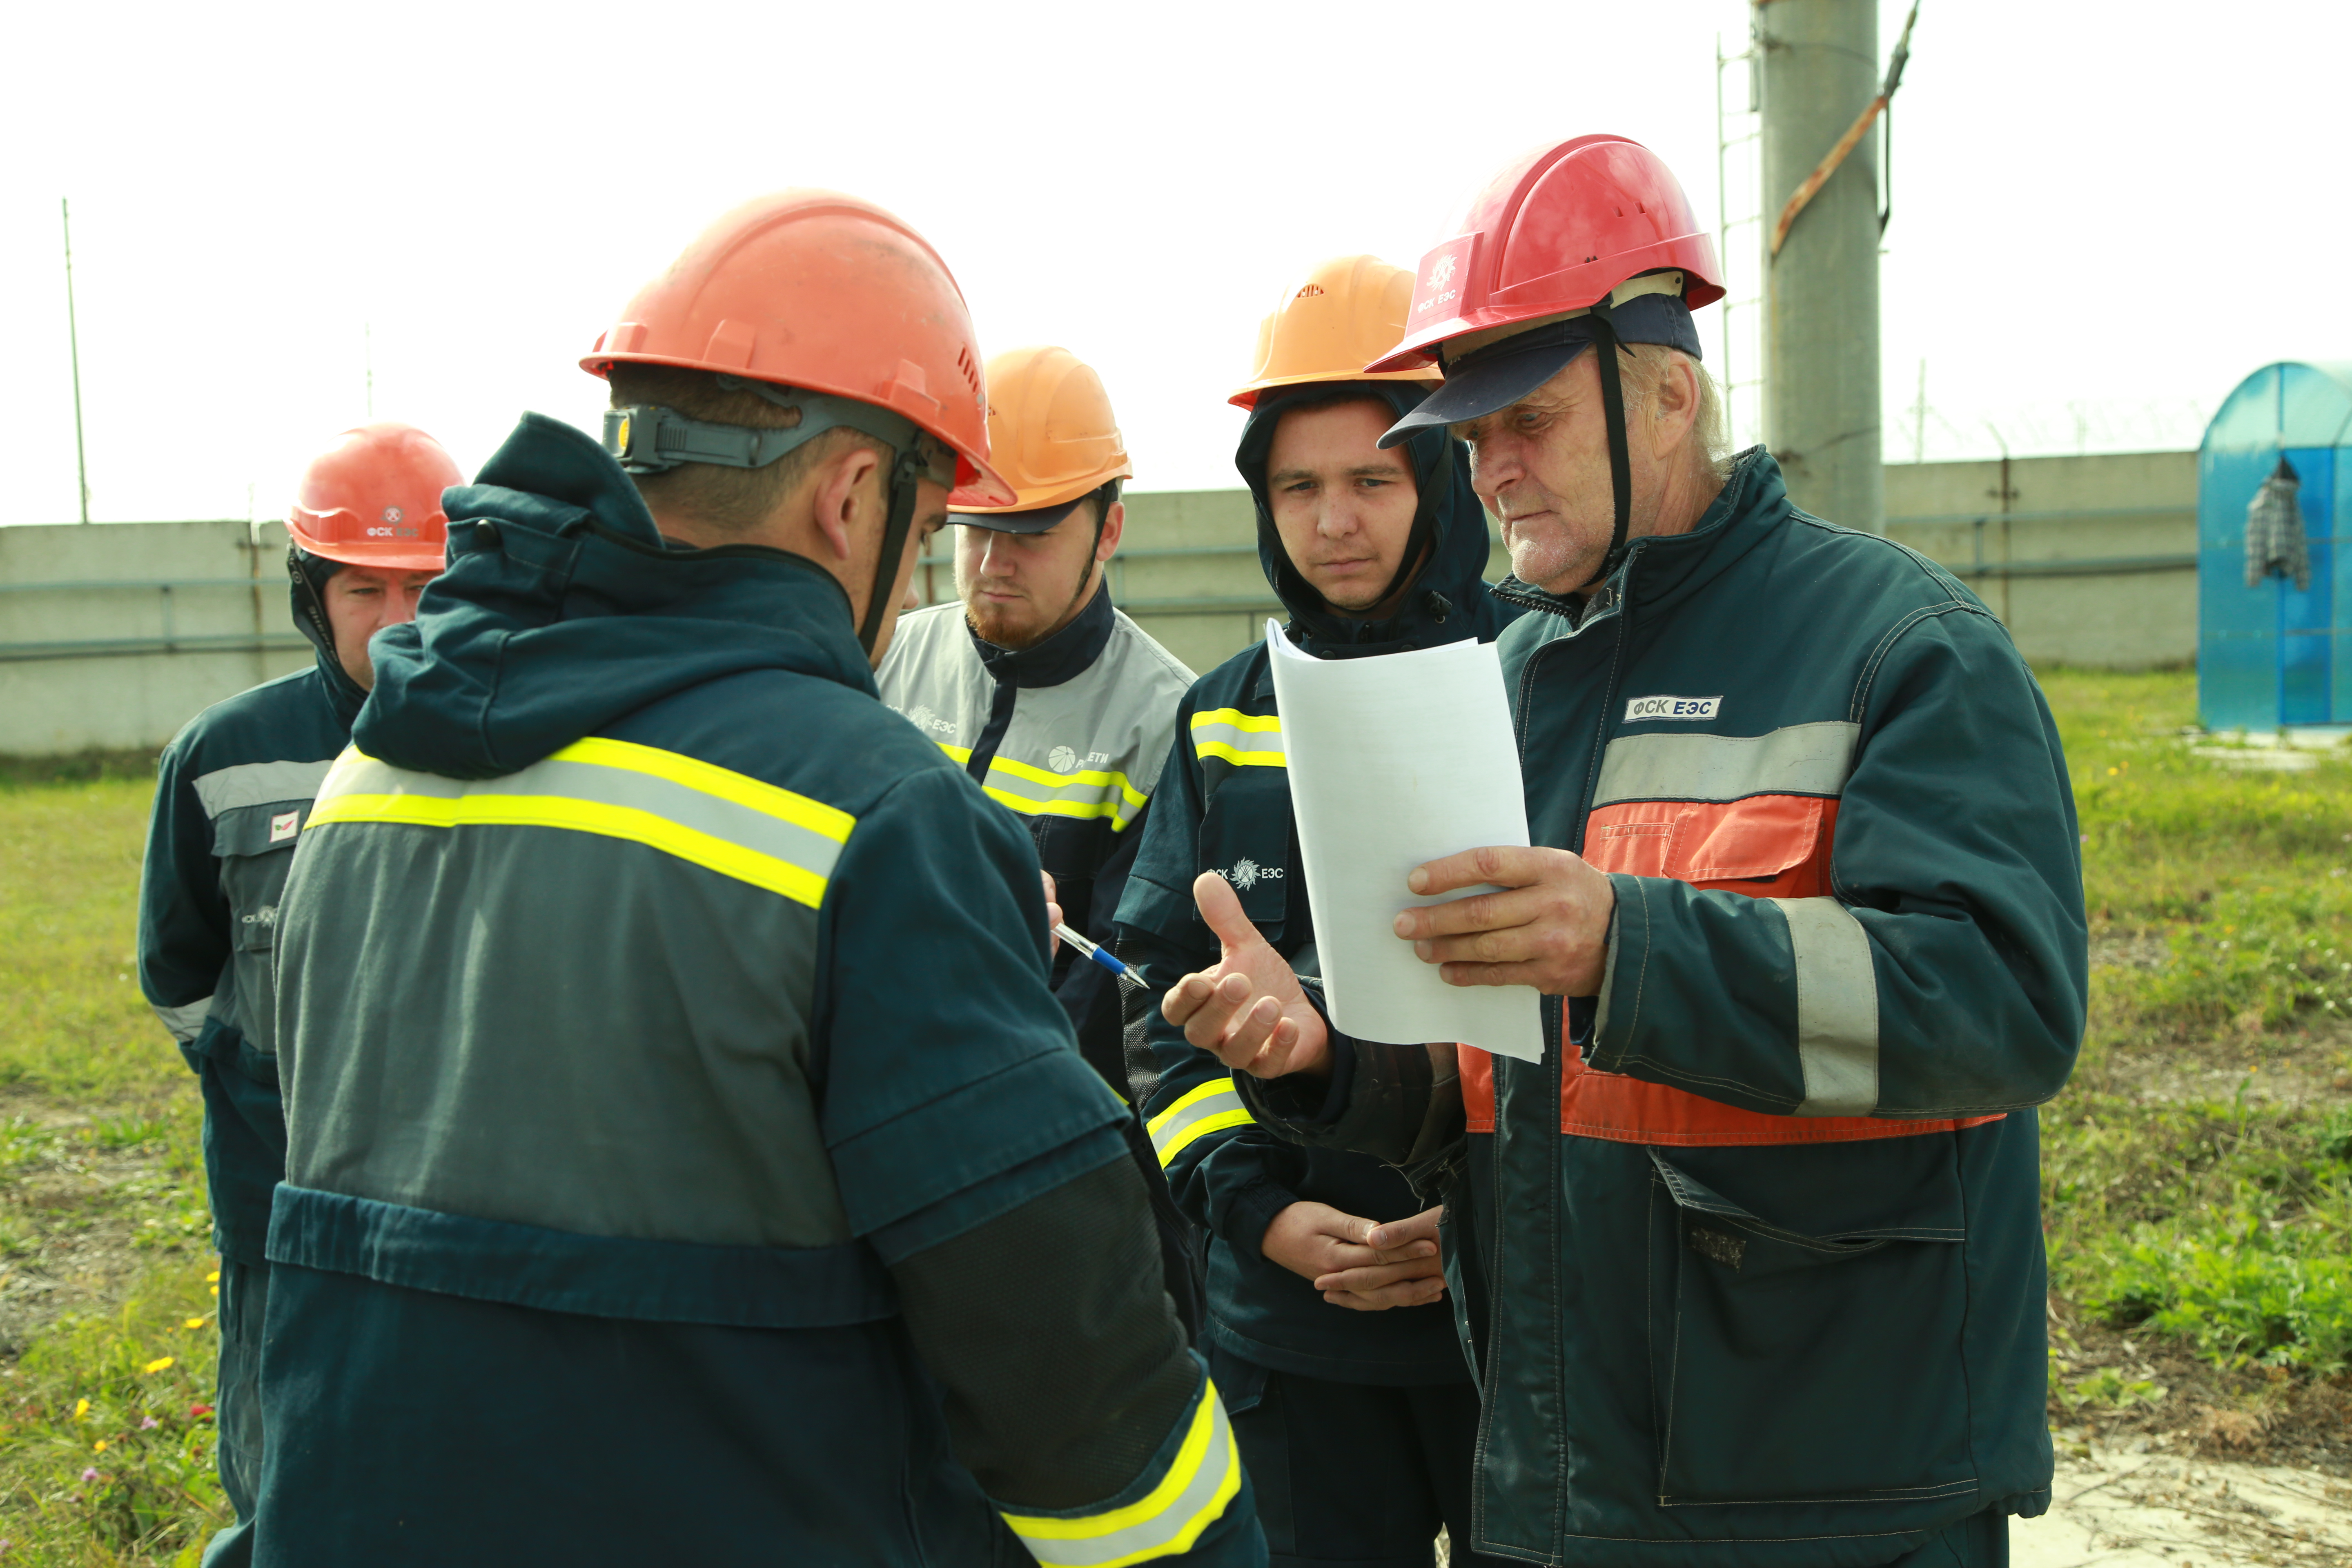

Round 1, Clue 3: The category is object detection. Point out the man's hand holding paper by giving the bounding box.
[1396,845,1616,996]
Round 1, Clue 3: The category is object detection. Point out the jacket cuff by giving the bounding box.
[1588,881,1636,1071]
[1219,1179,1300,1259]
[1242,978,1356,1127]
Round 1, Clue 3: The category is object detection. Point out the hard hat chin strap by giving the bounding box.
[1579,297,1636,594]
[857,449,926,658]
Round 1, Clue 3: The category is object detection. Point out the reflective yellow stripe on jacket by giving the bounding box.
[305,739,854,909]
[932,743,1149,831]
[1146,1078,1254,1168]
[999,1379,1243,1568]
[1189,708,1284,768]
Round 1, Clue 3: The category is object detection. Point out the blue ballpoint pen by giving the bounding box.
[1054,922,1145,989]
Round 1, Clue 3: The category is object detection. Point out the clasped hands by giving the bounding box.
[1160,846,1615,1080]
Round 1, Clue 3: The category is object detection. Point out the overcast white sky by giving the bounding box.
[0,1,2343,525]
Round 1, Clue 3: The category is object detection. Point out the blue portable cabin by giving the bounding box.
[2198,361,2352,731]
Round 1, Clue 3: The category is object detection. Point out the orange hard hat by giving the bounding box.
[287,423,461,572]
[952,346,1132,519]
[1229,256,1441,409]
[582,189,1011,506]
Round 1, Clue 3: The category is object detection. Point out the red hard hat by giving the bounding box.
[583,190,1012,506]
[1367,134,1724,373]
[287,423,461,572]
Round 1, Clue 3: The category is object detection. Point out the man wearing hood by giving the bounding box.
[1116,256,1520,1568]
[253,194,1261,1567]
[137,421,459,1568]
[880,344,1204,1332]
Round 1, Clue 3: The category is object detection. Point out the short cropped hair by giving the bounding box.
[607,363,884,537]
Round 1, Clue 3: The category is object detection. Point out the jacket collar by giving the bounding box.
[355,413,878,780]
[1491,446,1786,626]
[969,578,1115,689]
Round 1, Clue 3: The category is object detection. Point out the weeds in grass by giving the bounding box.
[2036,668,2352,1385]
[0,666,2348,1558]
[2051,1359,2169,1413]
[0,1259,227,1563]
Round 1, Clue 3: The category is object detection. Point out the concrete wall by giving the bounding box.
[1882,450,2196,670]
[0,520,310,757]
[0,446,2196,757]
[916,450,2196,677]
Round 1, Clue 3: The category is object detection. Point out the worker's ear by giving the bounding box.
[809,438,885,565]
[1648,353,1701,462]
[1094,500,1126,565]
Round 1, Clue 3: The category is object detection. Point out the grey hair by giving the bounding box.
[1621,345,1732,485]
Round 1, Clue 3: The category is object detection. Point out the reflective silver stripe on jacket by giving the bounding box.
[876,601,1194,830]
[310,739,853,909]
[192,759,337,818]
[151,996,214,1044]
[1772,896,1879,1115]
[999,1379,1243,1567]
[1592,721,1859,806]
[975,755,1147,829]
[1145,1078,1254,1167]
[1188,708,1285,767]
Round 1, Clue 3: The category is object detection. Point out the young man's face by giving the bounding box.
[1264,400,1421,615]
[323,566,437,690]
[955,498,1122,650]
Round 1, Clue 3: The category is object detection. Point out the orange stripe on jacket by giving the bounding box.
[1457,792,1999,1145]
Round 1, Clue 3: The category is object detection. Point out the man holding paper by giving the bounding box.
[1117,255,1521,1568]
[1169,137,2086,1568]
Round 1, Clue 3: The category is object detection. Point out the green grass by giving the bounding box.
[0,768,227,1562]
[0,775,186,1104]
[0,1262,227,1565]
[2040,667,2352,1399]
[0,672,2348,1555]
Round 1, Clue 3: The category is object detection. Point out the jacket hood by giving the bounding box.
[354,412,877,780]
[1235,381,1497,658]
[285,552,370,726]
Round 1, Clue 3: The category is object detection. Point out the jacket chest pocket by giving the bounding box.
[212,805,308,1055]
[1586,795,1834,898]
[1196,770,1293,939]
[1645,1143,1976,1508]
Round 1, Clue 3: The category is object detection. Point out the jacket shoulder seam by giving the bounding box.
[1848,600,2000,724]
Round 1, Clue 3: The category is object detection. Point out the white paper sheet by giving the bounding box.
[1263,620,1546,1062]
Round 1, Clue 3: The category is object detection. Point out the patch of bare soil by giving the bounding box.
[2092,931,2176,974]
[2086,1020,2352,1116]
[0,1096,197,1360]
[2017,1446,2352,1567]
[2052,1304,2352,1478]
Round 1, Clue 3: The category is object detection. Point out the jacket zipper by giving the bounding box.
[1505,557,1638,1550]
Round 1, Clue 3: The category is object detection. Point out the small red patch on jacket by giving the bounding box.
[1462,1046,1494,1133]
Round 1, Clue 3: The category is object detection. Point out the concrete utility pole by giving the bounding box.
[1760,0,1883,531]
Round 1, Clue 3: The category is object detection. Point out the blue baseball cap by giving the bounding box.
[1377,290,1703,449]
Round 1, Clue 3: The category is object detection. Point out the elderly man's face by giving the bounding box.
[1452,351,1639,595]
